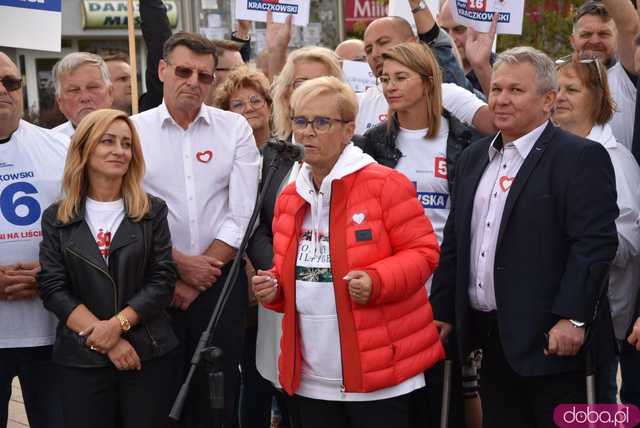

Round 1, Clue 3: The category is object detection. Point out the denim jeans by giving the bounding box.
[0,346,64,428]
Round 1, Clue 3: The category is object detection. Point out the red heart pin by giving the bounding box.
[499,176,514,192]
[196,150,213,163]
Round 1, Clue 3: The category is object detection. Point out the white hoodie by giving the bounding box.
[586,124,640,340]
[293,144,425,401]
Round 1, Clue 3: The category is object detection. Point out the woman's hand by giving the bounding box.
[81,318,122,354]
[252,270,279,305]
[344,271,372,305]
[107,338,142,371]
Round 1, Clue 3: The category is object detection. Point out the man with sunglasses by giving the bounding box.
[571,0,639,151]
[131,32,259,428]
[0,52,68,428]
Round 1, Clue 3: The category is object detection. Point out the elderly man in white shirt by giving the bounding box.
[131,32,259,428]
[51,52,114,137]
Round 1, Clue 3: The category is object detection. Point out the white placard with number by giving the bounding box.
[0,0,62,52]
[235,0,310,26]
[449,0,524,35]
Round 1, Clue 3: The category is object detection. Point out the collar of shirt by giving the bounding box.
[488,120,549,161]
[158,100,211,129]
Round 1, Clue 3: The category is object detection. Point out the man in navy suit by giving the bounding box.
[430,46,619,427]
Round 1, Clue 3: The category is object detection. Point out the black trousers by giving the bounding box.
[58,355,175,428]
[289,390,423,428]
[172,265,248,428]
[475,311,586,428]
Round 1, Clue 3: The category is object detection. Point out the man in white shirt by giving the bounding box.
[431,47,618,427]
[0,52,68,428]
[570,0,639,150]
[359,0,496,136]
[131,32,259,428]
[51,52,114,137]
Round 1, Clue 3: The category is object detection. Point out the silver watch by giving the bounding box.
[411,0,428,13]
[569,319,585,328]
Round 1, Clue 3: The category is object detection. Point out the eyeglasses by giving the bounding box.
[555,55,606,88]
[164,59,215,85]
[229,95,266,113]
[291,116,350,133]
[0,76,22,92]
[376,75,425,88]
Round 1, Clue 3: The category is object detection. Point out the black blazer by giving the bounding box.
[38,195,179,367]
[430,122,619,376]
[247,143,295,271]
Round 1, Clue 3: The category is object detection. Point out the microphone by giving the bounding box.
[267,139,304,162]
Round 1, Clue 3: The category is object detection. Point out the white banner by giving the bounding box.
[343,60,376,93]
[234,0,310,27]
[0,0,62,52]
[449,0,524,35]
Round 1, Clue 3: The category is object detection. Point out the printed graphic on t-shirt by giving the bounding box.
[296,229,332,283]
[0,170,46,243]
[413,182,449,210]
[96,229,113,257]
[434,156,448,179]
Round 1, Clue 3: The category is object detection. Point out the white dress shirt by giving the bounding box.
[468,121,548,311]
[131,102,260,255]
[51,121,74,138]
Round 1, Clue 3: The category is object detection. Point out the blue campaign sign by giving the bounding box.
[0,0,61,12]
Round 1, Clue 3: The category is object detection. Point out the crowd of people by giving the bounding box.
[1,0,640,427]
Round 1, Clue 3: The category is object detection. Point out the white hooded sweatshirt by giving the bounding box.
[293,143,425,401]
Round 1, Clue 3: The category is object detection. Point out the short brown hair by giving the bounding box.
[381,42,443,139]
[163,32,218,67]
[211,39,242,52]
[103,52,129,64]
[557,55,614,126]
[213,67,272,111]
[573,1,610,25]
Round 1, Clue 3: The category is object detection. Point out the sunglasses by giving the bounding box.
[555,55,606,88]
[165,60,215,85]
[0,76,22,92]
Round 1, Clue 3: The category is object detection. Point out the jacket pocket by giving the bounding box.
[298,314,342,381]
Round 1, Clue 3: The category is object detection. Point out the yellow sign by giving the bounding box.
[81,0,178,29]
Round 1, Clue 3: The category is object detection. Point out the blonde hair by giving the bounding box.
[213,67,272,111]
[271,46,343,140]
[57,109,149,223]
[290,76,359,122]
[381,42,443,139]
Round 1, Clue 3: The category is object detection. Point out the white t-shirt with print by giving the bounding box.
[0,120,69,348]
[85,198,125,263]
[355,83,486,135]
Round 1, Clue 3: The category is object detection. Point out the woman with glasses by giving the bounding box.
[356,41,480,427]
[251,76,443,428]
[552,55,640,405]
[37,109,179,428]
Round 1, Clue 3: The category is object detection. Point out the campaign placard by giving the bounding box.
[449,0,524,35]
[235,0,310,26]
[342,60,376,93]
[0,0,62,52]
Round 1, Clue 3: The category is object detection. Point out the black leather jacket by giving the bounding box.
[37,194,178,368]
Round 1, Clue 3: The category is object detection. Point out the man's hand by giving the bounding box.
[1,262,40,301]
[107,338,142,371]
[173,251,223,291]
[627,317,640,351]
[344,271,372,305]
[265,11,293,50]
[81,318,122,354]
[545,319,585,357]
[171,280,201,311]
[252,270,279,305]
[464,12,498,68]
[235,19,252,40]
[435,320,453,342]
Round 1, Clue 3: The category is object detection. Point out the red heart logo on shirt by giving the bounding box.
[196,150,213,163]
[499,176,514,192]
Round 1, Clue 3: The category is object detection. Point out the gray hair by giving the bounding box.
[493,46,558,94]
[52,52,112,97]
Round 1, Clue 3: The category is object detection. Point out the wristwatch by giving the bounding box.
[116,313,131,332]
[411,0,428,13]
[569,319,585,328]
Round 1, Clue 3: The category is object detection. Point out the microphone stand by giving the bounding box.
[169,146,298,427]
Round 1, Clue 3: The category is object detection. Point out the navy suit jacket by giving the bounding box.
[430,122,619,376]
